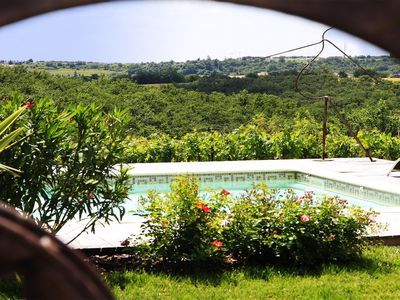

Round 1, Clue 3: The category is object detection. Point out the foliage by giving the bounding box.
[0,96,132,234]
[124,118,400,163]
[0,103,28,175]
[136,177,379,267]
[1,65,400,138]
[18,55,400,78]
[136,176,229,265]
[223,187,379,265]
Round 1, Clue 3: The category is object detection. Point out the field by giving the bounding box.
[383,77,400,82]
[27,67,121,77]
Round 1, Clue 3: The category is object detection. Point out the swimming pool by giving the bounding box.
[124,179,394,213]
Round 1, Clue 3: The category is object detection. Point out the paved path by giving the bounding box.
[57,158,400,249]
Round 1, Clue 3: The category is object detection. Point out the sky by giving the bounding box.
[0,0,388,63]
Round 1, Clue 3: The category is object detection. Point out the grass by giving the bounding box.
[26,67,120,77]
[1,246,400,299]
[106,246,400,300]
[383,78,400,83]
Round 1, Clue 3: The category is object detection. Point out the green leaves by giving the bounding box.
[0,105,26,137]
[0,96,132,236]
[139,177,378,267]
[0,105,27,175]
[138,176,229,265]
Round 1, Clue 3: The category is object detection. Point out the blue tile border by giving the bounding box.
[130,171,400,206]
[296,172,400,206]
[131,171,296,186]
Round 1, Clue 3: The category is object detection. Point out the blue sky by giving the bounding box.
[0,0,388,63]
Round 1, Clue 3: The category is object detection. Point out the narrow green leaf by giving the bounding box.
[0,127,24,152]
[0,106,26,136]
[0,163,21,176]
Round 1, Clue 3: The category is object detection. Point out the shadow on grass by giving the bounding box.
[105,248,399,289]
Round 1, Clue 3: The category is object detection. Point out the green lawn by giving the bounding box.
[1,246,400,299]
[106,246,400,300]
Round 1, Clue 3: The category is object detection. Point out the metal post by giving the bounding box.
[322,96,329,160]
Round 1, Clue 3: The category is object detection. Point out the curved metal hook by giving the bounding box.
[295,27,333,100]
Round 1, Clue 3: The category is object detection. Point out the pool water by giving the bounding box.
[124,180,392,213]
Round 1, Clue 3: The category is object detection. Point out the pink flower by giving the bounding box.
[212,240,223,248]
[327,233,336,241]
[220,189,231,196]
[299,214,310,223]
[368,215,376,223]
[296,196,304,204]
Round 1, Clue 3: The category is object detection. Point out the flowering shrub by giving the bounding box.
[138,177,380,267]
[223,187,380,265]
[138,176,229,265]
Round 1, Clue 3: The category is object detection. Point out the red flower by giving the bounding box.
[195,202,211,213]
[220,189,231,196]
[201,205,211,213]
[25,99,36,109]
[212,240,223,248]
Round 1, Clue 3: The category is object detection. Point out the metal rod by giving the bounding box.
[328,99,374,162]
[322,96,329,160]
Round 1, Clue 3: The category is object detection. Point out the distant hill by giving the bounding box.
[3,55,400,79]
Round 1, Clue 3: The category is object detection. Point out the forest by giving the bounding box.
[0,56,399,162]
[5,55,400,78]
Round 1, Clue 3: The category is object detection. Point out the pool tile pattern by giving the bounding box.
[131,171,400,206]
[296,173,400,206]
[132,172,296,185]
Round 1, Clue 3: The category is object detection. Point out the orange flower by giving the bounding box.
[212,240,223,248]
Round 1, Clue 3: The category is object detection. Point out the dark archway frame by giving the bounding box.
[0,1,398,299]
[0,0,399,56]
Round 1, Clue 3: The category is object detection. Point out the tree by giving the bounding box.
[353,68,379,78]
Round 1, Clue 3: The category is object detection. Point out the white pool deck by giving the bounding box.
[57,158,400,249]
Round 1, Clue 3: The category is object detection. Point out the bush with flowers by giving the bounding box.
[137,176,230,266]
[223,187,381,265]
[137,176,381,267]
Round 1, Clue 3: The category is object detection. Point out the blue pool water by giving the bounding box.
[124,180,392,212]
